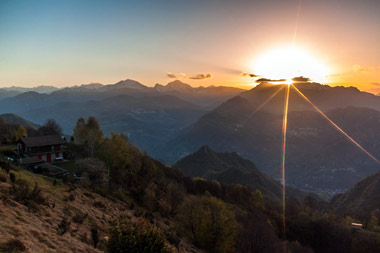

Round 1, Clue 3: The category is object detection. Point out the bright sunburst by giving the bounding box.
[252,45,330,83]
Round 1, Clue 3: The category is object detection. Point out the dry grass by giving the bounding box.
[0,169,130,253]
[0,169,200,253]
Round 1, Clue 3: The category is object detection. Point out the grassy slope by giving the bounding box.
[0,169,195,253]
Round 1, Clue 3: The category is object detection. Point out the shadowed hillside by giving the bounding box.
[160,83,380,194]
[173,145,321,203]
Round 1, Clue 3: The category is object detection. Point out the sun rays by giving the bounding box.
[242,81,380,241]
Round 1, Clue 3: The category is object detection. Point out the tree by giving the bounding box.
[86,117,104,157]
[165,183,184,216]
[250,190,264,211]
[98,133,129,177]
[72,117,104,157]
[107,218,170,253]
[0,118,7,143]
[73,117,87,144]
[178,195,237,252]
[37,118,63,136]
[236,213,281,253]
[13,125,27,141]
[75,158,109,186]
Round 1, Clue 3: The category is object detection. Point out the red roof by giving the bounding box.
[19,135,66,147]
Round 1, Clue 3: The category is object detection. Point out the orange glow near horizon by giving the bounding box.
[251,45,331,84]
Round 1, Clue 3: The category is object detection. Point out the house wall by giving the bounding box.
[37,152,63,162]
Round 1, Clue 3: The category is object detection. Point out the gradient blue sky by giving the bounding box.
[1,0,380,92]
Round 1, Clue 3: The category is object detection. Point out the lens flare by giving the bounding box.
[281,84,290,239]
[292,84,380,165]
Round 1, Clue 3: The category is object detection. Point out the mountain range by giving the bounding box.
[159,83,380,194]
[2,79,380,194]
[0,79,244,155]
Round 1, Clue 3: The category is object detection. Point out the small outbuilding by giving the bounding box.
[352,223,363,231]
[33,163,69,178]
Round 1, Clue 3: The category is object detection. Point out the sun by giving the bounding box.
[251,45,330,84]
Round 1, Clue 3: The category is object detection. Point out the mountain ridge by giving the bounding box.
[173,145,320,203]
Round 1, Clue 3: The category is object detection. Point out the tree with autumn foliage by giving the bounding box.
[178,194,237,252]
[73,117,104,157]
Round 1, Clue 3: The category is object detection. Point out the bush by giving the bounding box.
[64,193,75,202]
[0,171,7,182]
[0,160,12,173]
[72,212,88,224]
[107,218,170,253]
[0,239,26,252]
[57,219,71,235]
[91,226,99,248]
[178,195,237,252]
[94,199,106,208]
[9,173,16,183]
[10,179,46,208]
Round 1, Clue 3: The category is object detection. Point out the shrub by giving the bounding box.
[9,172,16,183]
[94,199,106,208]
[178,195,237,252]
[91,226,99,248]
[0,239,26,252]
[0,171,7,182]
[64,193,75,202]
[57,219,71,235]
[72,212,88,224]
[0,160,12,173]
[107,218,170,253]
[10,179,46,208]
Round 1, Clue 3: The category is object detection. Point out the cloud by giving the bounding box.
[372,82,380,86]
[352,64,370,73]
[352,64,380,73]
[255,78,286,83]
[292,76,310,82]
[189,73,212,80]
[242,72,259,78]
[167,72,186,79]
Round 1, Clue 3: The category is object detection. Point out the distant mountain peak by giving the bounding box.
[79,83,103,89]
[199,144,213,153]
[112,79,147,89]
[166,80,192,89]
[153,80,193,93]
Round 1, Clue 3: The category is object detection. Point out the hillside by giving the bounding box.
[0,169,204,252]
[1,122,379,252]
[331,171,380,213]
[0,114,40,130]
[16,94,205,154]
[158,83,380,194]
[173,145,317,203]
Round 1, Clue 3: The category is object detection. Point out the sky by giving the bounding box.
[1,0,380,93]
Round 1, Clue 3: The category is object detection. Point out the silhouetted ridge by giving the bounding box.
[173,145,314,202]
